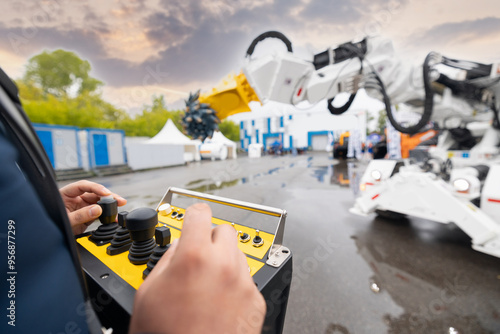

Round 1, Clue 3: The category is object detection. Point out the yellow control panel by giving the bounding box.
[76,186,292,334]
[77,206,272,290]
[158,206,274,259]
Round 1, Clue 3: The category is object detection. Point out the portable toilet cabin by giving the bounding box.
[33,123,82,170]
[80,128,127,170]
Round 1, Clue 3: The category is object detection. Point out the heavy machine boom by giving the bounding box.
[183,31,500,159]
[181,30,500,259]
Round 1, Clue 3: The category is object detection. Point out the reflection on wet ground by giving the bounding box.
[182,156,356,194]
[60,152,500,333]
[310,160,362,196]
[353,217,499,333]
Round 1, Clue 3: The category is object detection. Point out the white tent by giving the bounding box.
[204,130,237,159]
[147,119,201,162]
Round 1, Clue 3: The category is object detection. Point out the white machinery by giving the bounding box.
[199,142,228,160]
[186,31,500,258]
[243,32,500,152]
[351,160,500,258]
[239,31,500,258]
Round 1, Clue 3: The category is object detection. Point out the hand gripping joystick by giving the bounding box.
[89,195,118,246]
[106,211,132,255]
[126,208,158,265]
[143,226,172,279]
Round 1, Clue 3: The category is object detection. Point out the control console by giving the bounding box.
[76,187,292,334]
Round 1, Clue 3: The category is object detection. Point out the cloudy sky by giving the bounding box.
[0,0,499,114]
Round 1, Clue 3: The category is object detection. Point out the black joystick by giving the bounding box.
[143,226,172,279]
[127,208,158,265]
[106,211,132,255]
[89,196,118,246]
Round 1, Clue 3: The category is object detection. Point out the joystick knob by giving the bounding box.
[155,226,172,246]
[127,208,158,265]
[118,211,128,228]
[89,195,119,246]
[98,195,118,224]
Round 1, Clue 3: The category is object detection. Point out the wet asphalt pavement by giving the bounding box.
[60,152,500,334]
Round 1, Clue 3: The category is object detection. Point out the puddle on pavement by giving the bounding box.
[185,178,207,186]
[183,156,365,195]
[350,217,500,333]
[187,179,240,193]
[185,160,300,192]
[310,161,362,194]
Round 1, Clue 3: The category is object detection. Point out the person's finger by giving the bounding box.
[212,224,239,251]
[233,249,251,277]
[212,224,251,279]
[179,203,213,247]
[80,193,101,205]
[68,204,102,227]
[113,194,127,206]
[60,180,111,198]
[79,192,127,206]
[143,239,179,281]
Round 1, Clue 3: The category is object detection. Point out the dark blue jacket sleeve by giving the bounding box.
[0,130,89,333]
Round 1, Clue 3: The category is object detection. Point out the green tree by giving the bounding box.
[218,120,239,142]
[16,50,193,138]
[16,50,131,130]
[118,95,185,137]
[24,49,102,97]
[17,78,129,129]
[15,80,44,101]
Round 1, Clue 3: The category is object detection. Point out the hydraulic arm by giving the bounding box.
[182,30,500,150]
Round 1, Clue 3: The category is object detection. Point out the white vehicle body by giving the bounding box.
[351,160,500,258]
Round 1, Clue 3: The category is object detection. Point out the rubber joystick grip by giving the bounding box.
[126,208,158,241]
[155,226,171,246]
[127,208,158,265]
[117,211,128,228]
[98,195,118,225]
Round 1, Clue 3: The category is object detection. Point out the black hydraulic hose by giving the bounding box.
[379,52,436,134]
[491,96,500,130]
[372,72,394,126]
[327,92,357,115]
[492,105,500,130]
[246,31,293,57]
[326,43,364,115]
[420,52,437,132]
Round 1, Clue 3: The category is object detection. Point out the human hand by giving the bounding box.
[129,203,266,334]
[59,180,127,235]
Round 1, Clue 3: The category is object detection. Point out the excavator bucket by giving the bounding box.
[199,72,260,120]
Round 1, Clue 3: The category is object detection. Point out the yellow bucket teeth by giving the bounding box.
[199,72,260,120]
